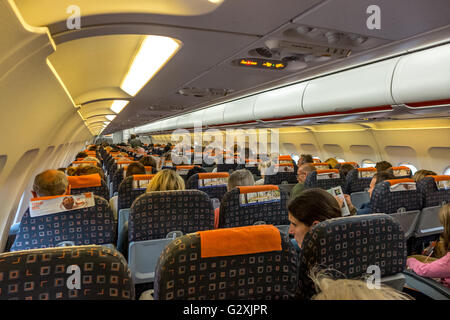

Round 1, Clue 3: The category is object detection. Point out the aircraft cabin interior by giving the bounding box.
[0,0,449,303]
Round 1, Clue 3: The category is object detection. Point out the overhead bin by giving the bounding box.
[202,104,225,126]
[392,44,450,107]
[222,96,257,124]
[302,58,399,114]
[134,122,160,134]
[254,82,307,120]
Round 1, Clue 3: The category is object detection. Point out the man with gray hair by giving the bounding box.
[290,163,315,201]
[31,169,69,198]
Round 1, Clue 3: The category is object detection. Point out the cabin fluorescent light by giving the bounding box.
[110,100,129,114]
[121,35,181,96]
[106,115,117,121]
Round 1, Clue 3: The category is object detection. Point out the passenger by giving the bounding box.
[310,269,412,300]
[339,163,355,178]
[83,156,101,166]
[186,166,206,182]
[287,188,341,251]
[413,169,437,182]
[31,169,69,198]
[406,204,450,288]
[146,169,185,192]
[75,151,88,159]
[350,170,396,215]
[88,145,97,152]
[325,157,339,169]
[139,155,157,168]
[255,160,275,185]
[290,163,315,200]
[125,162,146,178]
[66,166,77,176]
[227,169,255,191]
[298,154,314,166]
[74,165,105,181]
[375,160,392,172]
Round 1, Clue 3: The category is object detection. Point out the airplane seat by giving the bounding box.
[68,174,110,201]
[217,163,237,173]
[391,166,413,179]
[370,179,422,239]
[175,165,199,182]
[127,190,215,285]
[346,167,377,194]
[118,175,155,212]
[297,214,407,299]
[185,172,229,204]
[263,164,297,185]
[152,225,299,300]
[416,175,450,208]
[235,163,261,177]
[304,169,346,191]
[10,195,116,252]
[218,185,289,228]
[0,245,134,300]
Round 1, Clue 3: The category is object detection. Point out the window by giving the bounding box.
[362,159,376,168]
[292,155,300,163]
[399,162,417,175]
[337,158,346,163]
[444,166,450,175]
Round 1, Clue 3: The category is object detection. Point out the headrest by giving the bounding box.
[198,225,282,258]
[357,167,376,178]
[238,185,281,206]
[144,166,152,174]
[312,163,330,170]
[279,155,292,161]
[357,167,376,172]
[116,161,137,169]
[426,175,450,190]
[386,178,417,192]
[30,192,95,218]
[198,172,229,179]
[132,174,155,189]
[86,151,96,156]
[391,166,411,176]
[68,174,102,189]
[276,163,295,172]
[316,169,340,180]
[71,161,97,167]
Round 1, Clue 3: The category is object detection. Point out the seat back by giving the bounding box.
[218,185,289,228]
[217,162,237,173]
[370,179,422,214]
[117,174,155,211]
[68,174,110,200]
[264,163,297,185]
[304,169,345,191]
[129,190,214,243]
[154,225,299,300]
[417,175,450,208]
[298,214,407,299]
[0,246,134,300]
[186,172,229,202]
[414,206,445,237]
[345,168,377,194]
[11,194,116,251]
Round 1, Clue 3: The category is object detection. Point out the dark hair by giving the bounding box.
[76,152,88,159]
[139,156,157,168]
[88,146,97,151]
[299,154,314,165]
[186,166,206,181]
[374,170,396,184]
[126,162,146,177]
[340,164,354,177]
[375,161,392,172]
[288,188,341,227]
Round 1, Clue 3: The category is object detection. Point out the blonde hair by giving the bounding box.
[146,169,185,192]
[439,203,450,252]
[412,169,437,182]
[325,158,339,169]
[310,268,412,300]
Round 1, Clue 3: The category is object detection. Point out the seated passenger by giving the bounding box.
[88,145,97,151]
[139,155,157,169]
[125,162,146,178]
[375,160,392,172]
[325,158,339,169]
[74,164,105,181]
[406,204,450,288]
[227,169,255,191]
[146,169,185,192]
[31,169,69,198]
[413,169,437,182]
[351,170,396,215]
[75,151,88,159]
[290,163,315,200]
[310,269,412,300]
[288,188,341,251]
[186,166,207,182]
[255,160,275,185]
[83,156,101,166]
[298,154,314,166]
[339,163,354,178]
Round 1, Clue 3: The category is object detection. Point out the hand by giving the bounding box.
[343,194,355,212]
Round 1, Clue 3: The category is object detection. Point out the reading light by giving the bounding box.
[121,35,181,96]
[110,100,129,114]
[106,115,117,121]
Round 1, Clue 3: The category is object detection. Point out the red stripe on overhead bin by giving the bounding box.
[406,99,450,108]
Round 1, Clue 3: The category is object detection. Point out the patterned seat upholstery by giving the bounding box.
[0,245,134,300]
[186,172,229,202]
[297,214,407,299]
[11,195,116,251]
[345,168,377,194]
[217,163,237,173]
[117,175,155,211]
[129,190,215,243]
[264,164,297,185]
[111,167,125,195]
[218,185,289,228]
[68,174,110,201]
[154,225,299,300]
[304,169,345,191]
[416,175,450,208]
[370,179,422,214]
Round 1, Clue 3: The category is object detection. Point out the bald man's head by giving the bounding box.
[33,169,69,197]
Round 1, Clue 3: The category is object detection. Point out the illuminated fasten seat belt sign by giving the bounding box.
[234,58,286,70]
